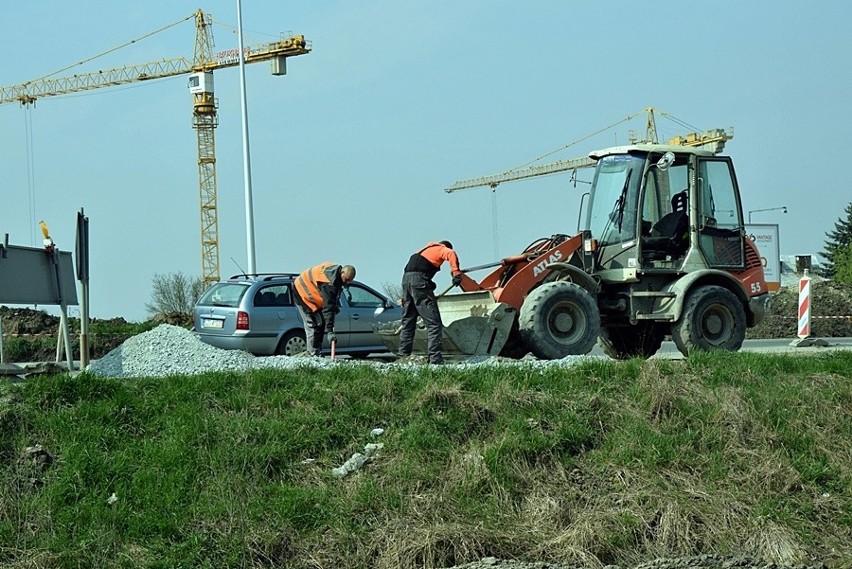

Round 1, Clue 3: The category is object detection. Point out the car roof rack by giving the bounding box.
[227,273,299,281]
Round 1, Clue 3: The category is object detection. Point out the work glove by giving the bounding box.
[452,274,463,287]
[327,332,337,344]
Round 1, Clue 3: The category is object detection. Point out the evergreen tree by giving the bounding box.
[834,244,852,284]
[823,202,852,278]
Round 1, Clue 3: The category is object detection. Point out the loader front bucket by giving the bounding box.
[376,291,517,358]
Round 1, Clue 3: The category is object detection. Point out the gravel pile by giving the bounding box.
[85,324,602,379]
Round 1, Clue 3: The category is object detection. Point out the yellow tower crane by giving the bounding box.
[0,10,310,285]
[444,108,733,193]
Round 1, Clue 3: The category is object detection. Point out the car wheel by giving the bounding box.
[672,285,746,357]
[275,330,307,356]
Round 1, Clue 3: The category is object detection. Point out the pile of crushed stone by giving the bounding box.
[85,324,601,379]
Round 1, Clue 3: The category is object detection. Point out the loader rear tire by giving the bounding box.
[519,281,600,360]
[598,322,665,360]
[671,285,746,357]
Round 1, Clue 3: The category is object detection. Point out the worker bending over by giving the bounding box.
[398,240,462,365]
[294,262,356,356]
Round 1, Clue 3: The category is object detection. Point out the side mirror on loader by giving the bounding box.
[656,151,675,171]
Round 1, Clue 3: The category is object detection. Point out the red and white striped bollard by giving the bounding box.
[797,269,811,339]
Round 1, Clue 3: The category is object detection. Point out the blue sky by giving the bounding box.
[1,1,850,322]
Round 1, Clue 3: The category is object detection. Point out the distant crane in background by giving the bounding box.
[444,107,733,193]
[0,10,310,286]
[443,108,733,257]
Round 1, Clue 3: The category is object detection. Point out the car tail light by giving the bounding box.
[236,311,250,330]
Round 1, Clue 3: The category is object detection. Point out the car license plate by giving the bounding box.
[202,318,223,329]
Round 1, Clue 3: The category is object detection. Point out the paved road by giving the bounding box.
[4,338,850,378]
[610,336,852,360]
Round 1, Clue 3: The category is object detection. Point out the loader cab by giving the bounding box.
[638,148,747,270]
[586,145,747,278]
[638,149,692,267]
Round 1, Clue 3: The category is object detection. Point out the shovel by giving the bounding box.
[330,338,337,360]
[436,283,455,299]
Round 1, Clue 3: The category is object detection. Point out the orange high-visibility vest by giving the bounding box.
[295,262,334,312]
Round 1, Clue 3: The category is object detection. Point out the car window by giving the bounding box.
[254,284,293,307]
[198,283,249,307]
[344,284,385,308]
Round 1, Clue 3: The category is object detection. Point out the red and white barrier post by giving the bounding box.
[797,269,811,339]
[790,269,827,347]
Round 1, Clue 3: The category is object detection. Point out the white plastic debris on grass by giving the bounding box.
[85,324,603,379]
[331,442,384,478]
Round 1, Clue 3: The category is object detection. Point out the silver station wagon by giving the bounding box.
[193,273,403,357]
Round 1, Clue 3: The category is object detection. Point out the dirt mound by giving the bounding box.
[0,307,136,362]
[0,306,60,335]
[749,280,852,339]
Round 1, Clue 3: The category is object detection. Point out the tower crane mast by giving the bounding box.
[193,10,221,287]
[0,10,310,285]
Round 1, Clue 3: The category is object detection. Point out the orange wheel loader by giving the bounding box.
[378,143,770,360]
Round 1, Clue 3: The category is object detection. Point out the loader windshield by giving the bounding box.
[587,154,644,247]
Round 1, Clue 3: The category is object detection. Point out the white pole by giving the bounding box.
[80,280,89,369]
[237,0,257,274]
[58,304,74,370]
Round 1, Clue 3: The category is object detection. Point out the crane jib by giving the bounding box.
[0,12,310,287]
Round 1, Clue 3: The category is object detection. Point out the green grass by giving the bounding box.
[1,352,852,568]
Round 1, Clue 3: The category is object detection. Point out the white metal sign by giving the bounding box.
[745,223,781,291]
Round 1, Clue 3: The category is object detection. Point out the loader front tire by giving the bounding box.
[671,285,746,357]
[519,281,600,360]
[598,322,666,360]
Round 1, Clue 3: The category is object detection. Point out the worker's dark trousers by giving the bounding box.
[398,271,444,364]
[295,300,326,356]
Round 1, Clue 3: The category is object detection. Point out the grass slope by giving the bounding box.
[2,353,851,569]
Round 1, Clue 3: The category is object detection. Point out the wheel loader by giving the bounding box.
[378,143,770,360]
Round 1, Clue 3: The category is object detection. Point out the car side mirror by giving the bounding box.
[374,306,386,315]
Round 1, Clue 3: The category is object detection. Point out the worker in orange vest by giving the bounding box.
[398,241,462,365]
[294,262,356,356]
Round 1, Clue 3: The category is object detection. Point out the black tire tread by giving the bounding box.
[518,281,600,359]
[672,285,746,357]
